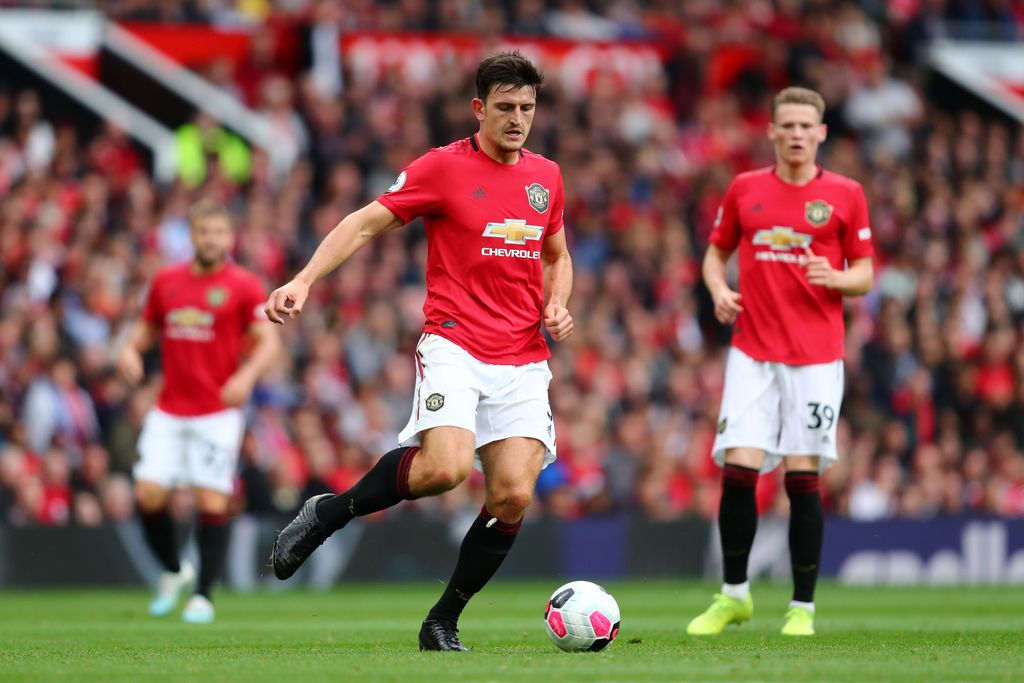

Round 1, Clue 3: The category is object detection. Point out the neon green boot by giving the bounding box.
[781,606,815,636]
[686,593,753,635]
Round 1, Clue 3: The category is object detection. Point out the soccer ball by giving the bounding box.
[543,580,621,652]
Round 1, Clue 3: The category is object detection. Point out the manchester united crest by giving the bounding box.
[805,200,833,227]
[207,287,228,307]
[525,183,550,214]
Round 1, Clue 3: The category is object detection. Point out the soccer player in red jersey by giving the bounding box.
[117,200,280,623]
[265,52,573,651]
[688,88,874,637]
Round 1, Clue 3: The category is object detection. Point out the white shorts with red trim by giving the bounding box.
[712,346,844,473]
[133,406,244,494]
[398,333,557,469]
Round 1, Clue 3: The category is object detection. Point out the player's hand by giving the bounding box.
[117,347,144,385]
[220,371,255,407]
[803,247,836,289]
[265,279,310,325]
[711,287,743,324]
[545,301,574,341]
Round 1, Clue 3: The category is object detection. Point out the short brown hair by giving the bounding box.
[188,199,231,227]
[772,87,825,121]
[475,51,543,102]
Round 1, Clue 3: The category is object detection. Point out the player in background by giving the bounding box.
[688,87,874,637]
[117,200,280,623]
[265,51,573,651]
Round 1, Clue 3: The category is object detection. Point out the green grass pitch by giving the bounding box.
[1,581,1021,682]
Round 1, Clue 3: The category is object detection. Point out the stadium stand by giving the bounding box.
[1,0,1024,529]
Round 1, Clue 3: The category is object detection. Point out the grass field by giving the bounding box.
[1,581,1021,682]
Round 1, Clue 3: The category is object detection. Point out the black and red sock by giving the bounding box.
[316,446,420,532]
[427,506,521,624]
[785,470,823,603]
[197,511,230,599]
[719,464,759,585]
[139,507,180,574]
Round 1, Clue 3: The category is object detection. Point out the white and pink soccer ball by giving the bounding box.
[543,580,621,652]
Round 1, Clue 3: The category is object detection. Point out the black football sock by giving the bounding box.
[785,471,823,603]
[316,446,419,532]
[427,506,521,624]
[197,511,230,600]
[140,507,180,574]
[719,464,759,586]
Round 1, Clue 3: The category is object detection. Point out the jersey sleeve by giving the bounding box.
[547,170,565,237]
[239,273,268,328]
[141,273,163,325]
[375,151,443,225]
[842,184,874,261]
[708,180,741,252]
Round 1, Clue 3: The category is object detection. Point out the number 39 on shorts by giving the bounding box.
[806,402,835,430]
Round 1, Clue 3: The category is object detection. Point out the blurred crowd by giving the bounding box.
[94,0,1024,43]
[2,0,1024,527]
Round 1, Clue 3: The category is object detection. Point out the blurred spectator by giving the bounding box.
[257,76,309,181]
[903,0,954,62]
[175,111,251,188]
[848,455,901,520]
[13,90,55,175]
[297,0,344,100]
[546,0,620,39]
[844,55,923,161]
[21,358,100,458]
[99,473,136,522]
[88,121,143,196]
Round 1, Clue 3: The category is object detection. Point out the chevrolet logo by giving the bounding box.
[167,306,214,326]
[482,219,544,245]
[753,226,813,251]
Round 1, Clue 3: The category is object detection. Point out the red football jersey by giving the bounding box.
[709,166,874,365]
[377,135,565,364]
[142,262,266,416]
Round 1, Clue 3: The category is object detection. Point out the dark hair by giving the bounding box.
[475,51,544,102]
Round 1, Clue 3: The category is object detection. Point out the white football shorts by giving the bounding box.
[712,346,844,473]
[398,333,557,469]
[134,406,244,494]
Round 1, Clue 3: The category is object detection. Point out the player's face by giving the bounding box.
[191,215,233,269]
[473,84,536,155]
[769,104,827,168]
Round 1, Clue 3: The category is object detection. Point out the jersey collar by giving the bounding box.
[470,134,524,161]
[189,261,229,278]
[770,163,824,187]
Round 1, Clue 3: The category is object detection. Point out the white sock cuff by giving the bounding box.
[789,600,815,613]
[721,581,750,600]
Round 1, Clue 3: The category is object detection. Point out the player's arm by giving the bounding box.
[266,201,403,324]
[117,320,159,384]
[542,228,574,341]
[703,244,744,324]
[803,250,873,296]
[221,319,282,406]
